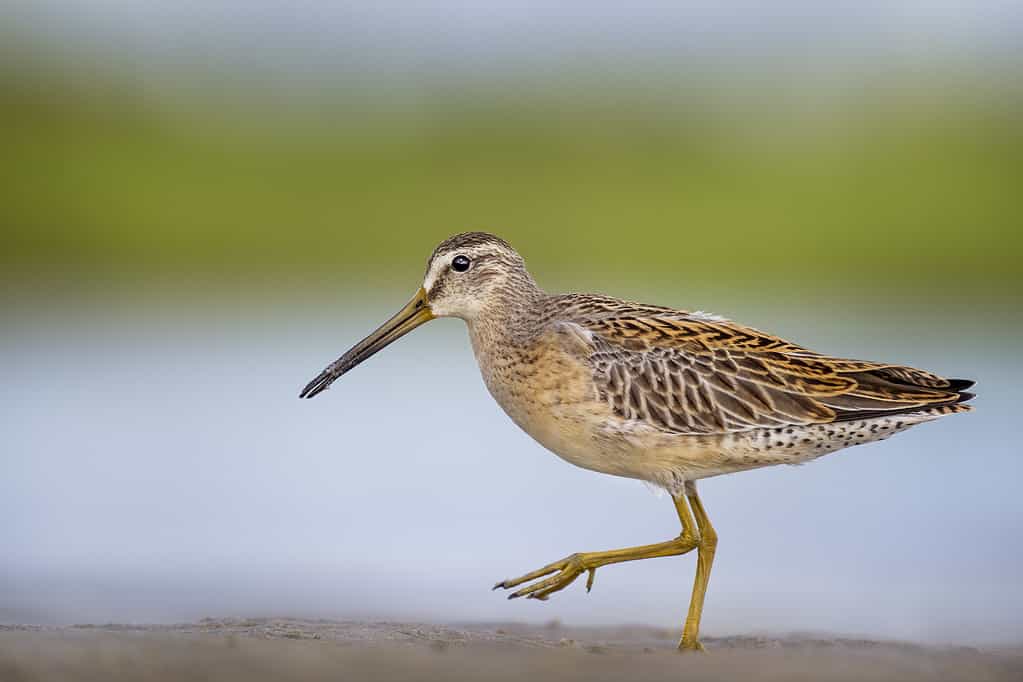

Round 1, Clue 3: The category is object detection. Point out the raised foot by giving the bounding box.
[492,553,597,601]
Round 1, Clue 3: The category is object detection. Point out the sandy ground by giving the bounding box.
[2,618,1021,682]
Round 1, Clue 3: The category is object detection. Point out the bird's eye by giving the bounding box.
[451,255,471,272]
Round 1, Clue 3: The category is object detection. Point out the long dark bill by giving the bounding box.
[299,287,434,399]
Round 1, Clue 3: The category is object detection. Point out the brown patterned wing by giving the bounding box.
[574,316,968,435]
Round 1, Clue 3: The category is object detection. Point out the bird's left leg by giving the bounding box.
[493,495,700,601]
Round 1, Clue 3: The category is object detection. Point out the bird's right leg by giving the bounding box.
[492,495,700,601]
[678,481,718,652]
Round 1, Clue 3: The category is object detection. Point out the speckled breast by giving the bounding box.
[467,324,627,473]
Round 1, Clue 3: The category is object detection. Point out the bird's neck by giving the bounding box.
[468,280,547,349]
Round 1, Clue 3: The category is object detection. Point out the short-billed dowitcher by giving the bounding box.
[300,232,974,651]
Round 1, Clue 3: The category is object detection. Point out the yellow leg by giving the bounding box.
[493,495,700,601]
[678,481,718,652]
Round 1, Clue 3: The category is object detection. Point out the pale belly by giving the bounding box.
[490,384,929,493]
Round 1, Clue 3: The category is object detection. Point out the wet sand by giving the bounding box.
[2,618,1020,681]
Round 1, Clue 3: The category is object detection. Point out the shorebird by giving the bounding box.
[300,232,974,651]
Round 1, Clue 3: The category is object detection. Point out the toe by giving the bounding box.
[493,561,565,591]
[677,640,706,653]
[508,572,565,599]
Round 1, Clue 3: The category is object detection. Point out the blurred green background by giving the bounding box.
[2,3,1020,304]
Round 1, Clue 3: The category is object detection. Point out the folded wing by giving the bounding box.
[573,315,972,435]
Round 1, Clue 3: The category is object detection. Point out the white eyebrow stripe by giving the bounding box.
[424,245,494,293]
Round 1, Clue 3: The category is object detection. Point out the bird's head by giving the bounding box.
[421,231,534,319]
[300,231,535,398]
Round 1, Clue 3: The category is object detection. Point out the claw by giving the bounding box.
[585,568,596,593]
